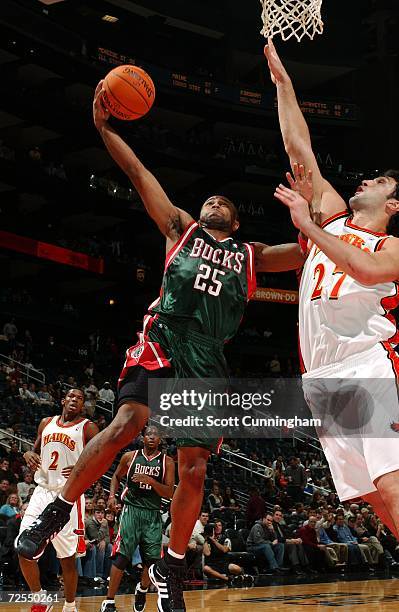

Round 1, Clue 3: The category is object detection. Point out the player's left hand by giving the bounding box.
[93,80,110,128]
[132,473,153,485]
[274,184,312,231]
[286,163,314,204]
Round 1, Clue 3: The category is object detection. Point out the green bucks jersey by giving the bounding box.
[150,222,256,341]
[122,450,166,510]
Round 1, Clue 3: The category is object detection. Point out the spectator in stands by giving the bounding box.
[246,486,267,527]
[0,458,16,484]
[333,515,370,569]
[17,471,36,503]
[297,516,325,571]
[348,516,382,565]
[246,513,285,573]
[289,502,308,528]
[0,479,10,506]
[222,486,240,511]
[85,497,94,520]
[208,483,224,514]
[272,509,308,575]
[345,503,360,520]
[0,492,22,518]
[7,442,25,477]
[84,392,97,418]
[37,385,54,407]
[190,510,209,545]
[317,520,348,567]
[84,378,99,399]
[95,497,107,510]
[285,457,306,502]
[0,501,28,586]
[366,514,399,565]
[187,510,208,575]
[99,382,115,404]
[203,519,244,582]
[3,318,17,343]
[19,383,37,404]
[28,383,40,403]
[85,507,112,582]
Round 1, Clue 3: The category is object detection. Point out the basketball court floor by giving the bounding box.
[5,575,399,611]
[75,578,399,611]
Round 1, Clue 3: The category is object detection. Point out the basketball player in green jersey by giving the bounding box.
[100,426,175,612]
[17,82,305,612]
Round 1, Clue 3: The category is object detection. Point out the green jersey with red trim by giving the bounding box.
[122,450,166,510]
[150,222,256,341]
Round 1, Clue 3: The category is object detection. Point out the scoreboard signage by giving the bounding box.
[96,47,357,121]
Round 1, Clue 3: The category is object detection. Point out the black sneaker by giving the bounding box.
[16,501,70,560]
[134,583,147,612]
[99,601,117,612]
[148,558,186,612]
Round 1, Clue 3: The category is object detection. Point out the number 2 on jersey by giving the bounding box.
[310,263,347,300]
[194,264,225,296]
[48,451,59,470]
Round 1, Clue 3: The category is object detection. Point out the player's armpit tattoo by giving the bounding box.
[167,213,183,240]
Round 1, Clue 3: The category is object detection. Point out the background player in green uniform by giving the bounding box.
[18,82,305,612]
[101,426,175,612]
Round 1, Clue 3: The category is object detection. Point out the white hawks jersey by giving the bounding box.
[299,212,399,373]
[34,415,89,491]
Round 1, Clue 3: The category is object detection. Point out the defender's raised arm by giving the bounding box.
[264,39,346,222]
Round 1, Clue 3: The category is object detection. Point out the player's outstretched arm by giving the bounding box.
[264,39,346,221]
[132,455,175,499]
[253,242,305,272]
[93,82,194,240]
[275,184,399,285]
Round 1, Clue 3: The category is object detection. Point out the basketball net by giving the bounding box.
[260,0,323,42]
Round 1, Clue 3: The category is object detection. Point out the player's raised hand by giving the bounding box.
[274,184,312,231]
[264,37,289,85]
[23,450,41,471]
[286,163,314,204]
[93,80,110,128]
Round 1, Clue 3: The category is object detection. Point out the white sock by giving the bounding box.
[137,583,148,592]
[103,600,114,604]
[167,548,185,560]
[58,494,74,506]
[63,602,76,609]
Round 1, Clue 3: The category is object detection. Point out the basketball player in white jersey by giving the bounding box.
[265,38,399,542]
[17,388,99,612]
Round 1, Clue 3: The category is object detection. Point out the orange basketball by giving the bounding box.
[102,65,155,121]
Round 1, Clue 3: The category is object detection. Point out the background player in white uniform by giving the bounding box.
[265,39,399,543]
[18,389,99,612]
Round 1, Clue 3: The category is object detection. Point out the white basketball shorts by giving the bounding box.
[19,485,85,559]
[302,343,399,501]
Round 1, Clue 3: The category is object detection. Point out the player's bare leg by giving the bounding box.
[62,403,149,502]
[362,490,399,540]
[169,447,210,554]
[17,402,149,561]
[374,470,399,537]
[59,556,78,605]
[149,447,209,612]
[18,556,41,593]
[105,564,124,600]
